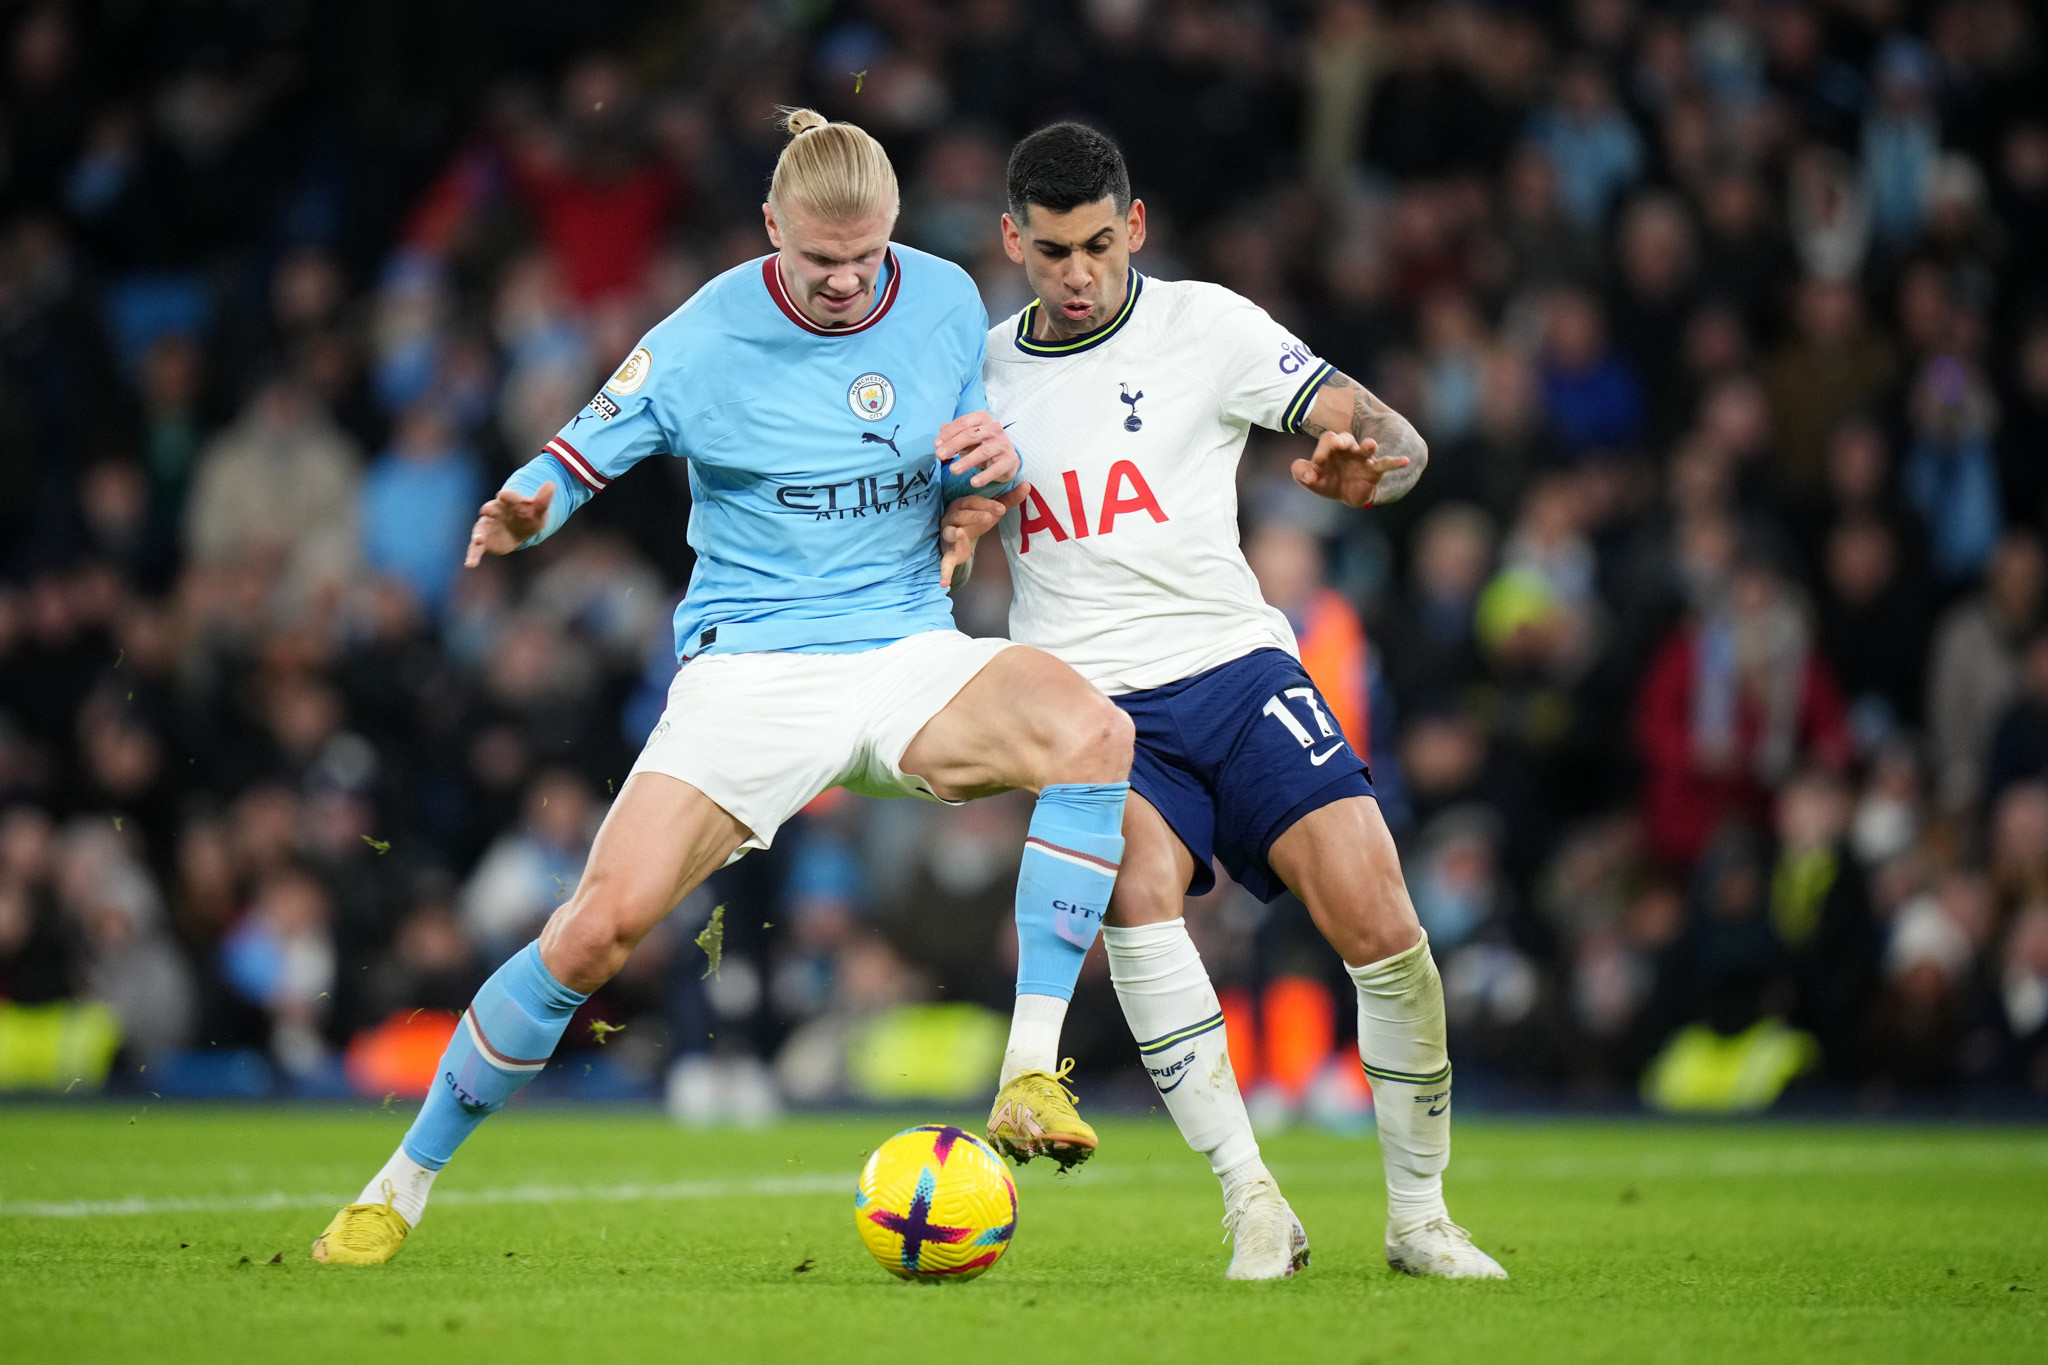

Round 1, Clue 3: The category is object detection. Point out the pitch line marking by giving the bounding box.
[4,1139,2044,1220]
[0,1172,851,1220]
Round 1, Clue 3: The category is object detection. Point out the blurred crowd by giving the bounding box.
[1,0,2046,1116]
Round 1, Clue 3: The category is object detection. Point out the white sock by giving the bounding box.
[999,992,1069,1085]
[1218,1150,1276,1206]
[1349,932,1451,1232]
[1104,919,1262,1184]
[356,1146,438,1227]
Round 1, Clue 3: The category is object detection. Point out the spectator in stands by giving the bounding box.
[1904,353,2004,586]
[359,401,482,617]
[1928,530,2045,813]
[58,818,195,1061]
[183,377,362,607]
[1383,502,1493,714]
[1998,903,2048,1092]
[1635,553,1852,869]
[219,865,336,1081]
[505,57,680,306]
[1765,278,1898,489]
[1527,56,1642,230]
[1987,631,2048,801]
[1768,769,1876,1076]
[1537,286,1644,458]
[459,767,599,964]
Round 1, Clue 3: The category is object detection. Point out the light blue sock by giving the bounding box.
[400,942,588,1170]
[1014,782,1127,1000]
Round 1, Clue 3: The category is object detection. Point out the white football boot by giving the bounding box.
[1385,1215,1508,1279]
[1222,1178,1311,1280]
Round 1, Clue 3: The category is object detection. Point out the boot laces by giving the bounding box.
[1221,1178,1284,1254]
[333,1181,406,1251]
[1017,1058,1081,1110]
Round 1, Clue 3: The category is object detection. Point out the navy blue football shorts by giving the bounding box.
[1111,647,1375,902]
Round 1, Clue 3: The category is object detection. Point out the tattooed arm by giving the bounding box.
[1293,371,1429,508]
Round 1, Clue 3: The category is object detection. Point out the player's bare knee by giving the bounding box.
[1055,696,1132,784]
[1107,881,1180,928]
[1320,883,1422,966]
[1353,916,1424,967]
[542,889,647,991]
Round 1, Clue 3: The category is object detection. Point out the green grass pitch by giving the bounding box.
[1,1107,2043,1363]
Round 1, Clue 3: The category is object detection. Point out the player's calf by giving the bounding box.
[1271,798,1506,1279]
[903,647,1133,1164]
[315,774,745,1264]
[988,777,1126,1167]
[313,940,589,1265]
[1105,906,1308,1276]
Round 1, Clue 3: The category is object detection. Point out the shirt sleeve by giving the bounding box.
[1198,285,1338,435]
[942,301,1020,502]
[502,344,673,545]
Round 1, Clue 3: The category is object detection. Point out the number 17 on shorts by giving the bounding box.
[1261,688,1349,767]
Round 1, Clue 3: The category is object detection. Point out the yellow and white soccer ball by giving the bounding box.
[855,1124,1018,1282]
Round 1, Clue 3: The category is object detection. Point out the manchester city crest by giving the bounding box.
[848,372,895,421]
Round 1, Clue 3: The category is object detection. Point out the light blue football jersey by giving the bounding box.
[501,245,1005,659]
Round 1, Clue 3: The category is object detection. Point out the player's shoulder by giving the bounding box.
[985,302,1029,365]
[634,257,764,356]
[659,256,768,334]
[608,257,778,398]
[1140,276,1267,328]
[889,242,984,320]
[889,241,975,292]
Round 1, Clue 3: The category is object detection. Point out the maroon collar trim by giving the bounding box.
[761,249,901,336]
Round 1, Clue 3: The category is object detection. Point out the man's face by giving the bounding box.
[1002,195,1147,338]
[764,200,897,327]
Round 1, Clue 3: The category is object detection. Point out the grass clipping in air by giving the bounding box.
[696,905,724,978]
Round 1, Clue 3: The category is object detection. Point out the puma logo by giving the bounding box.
[860,425,902,457]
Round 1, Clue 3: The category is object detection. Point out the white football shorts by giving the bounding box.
[628,629,1018,855]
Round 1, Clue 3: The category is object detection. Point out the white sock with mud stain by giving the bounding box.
[1350,932,1452,1231]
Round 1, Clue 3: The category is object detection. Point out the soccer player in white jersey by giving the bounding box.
[310,111,1131,1265]
[962,123,1506,1281]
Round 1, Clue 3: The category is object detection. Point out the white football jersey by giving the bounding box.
[984,272,1336,694]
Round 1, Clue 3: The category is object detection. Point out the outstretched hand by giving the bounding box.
[1290,431,1409,509]
[465,482,556,568]
[938,485,1031,587]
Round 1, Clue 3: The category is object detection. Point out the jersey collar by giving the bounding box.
[1014,270,1143,357]
[762,249,901,337]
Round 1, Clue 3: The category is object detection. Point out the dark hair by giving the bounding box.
[1006,121,1131,221]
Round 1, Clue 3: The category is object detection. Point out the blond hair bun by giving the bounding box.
[782,107,830,137]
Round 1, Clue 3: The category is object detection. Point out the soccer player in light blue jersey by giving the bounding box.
[313,110,1130,1265]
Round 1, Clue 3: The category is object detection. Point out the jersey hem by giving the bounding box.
[1042,629,1301,697]
[678,604,957,659]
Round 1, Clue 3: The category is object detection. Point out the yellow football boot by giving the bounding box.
[986,1058,1098,1170]
[310,1182,412,1265]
